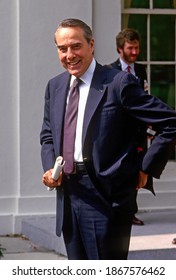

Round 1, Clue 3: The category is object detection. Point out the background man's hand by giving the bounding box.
[136,170,148,190]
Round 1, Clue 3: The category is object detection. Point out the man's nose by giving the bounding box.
[67,47,75,59]
[132,48,138,54]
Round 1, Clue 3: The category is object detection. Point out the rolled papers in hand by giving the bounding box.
[47,156,65,191]
[52,156,65,180]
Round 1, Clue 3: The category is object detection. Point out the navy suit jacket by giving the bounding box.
[40,62,176,235]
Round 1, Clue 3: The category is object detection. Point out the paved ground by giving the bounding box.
[128,210,176,259]
[0,209,176,260]
[0,234,66,260]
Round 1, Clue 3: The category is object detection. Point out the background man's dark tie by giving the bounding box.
[63,78,81,174]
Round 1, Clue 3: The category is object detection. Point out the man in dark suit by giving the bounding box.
[109,28,148,90]
[109,28,150,225]
[40,18,176,260]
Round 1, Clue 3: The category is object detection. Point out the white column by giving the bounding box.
[0,0,94,234]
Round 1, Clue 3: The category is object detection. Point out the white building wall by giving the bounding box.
[93,0,121,64]
[0,0,121,234]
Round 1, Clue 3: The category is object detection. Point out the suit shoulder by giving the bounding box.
[45,71,70,94]
[48,71,69,84]
[104,59,121,70]
[96,62,120,78]
[105,66,122,82]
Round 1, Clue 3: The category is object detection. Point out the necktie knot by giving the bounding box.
[72,78,82,89]
[127,65,131,73]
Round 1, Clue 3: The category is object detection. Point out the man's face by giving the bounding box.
[118,40,140,64]
[55,26,94,77]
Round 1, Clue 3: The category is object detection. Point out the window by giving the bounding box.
[122,0,176,159]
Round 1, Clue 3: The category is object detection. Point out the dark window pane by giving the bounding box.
[151,65,175,110]
[153,0,176,8]
[151,65,175,159]
[122,14,147,61]
[124,0,149,8]
[150,15,175,61]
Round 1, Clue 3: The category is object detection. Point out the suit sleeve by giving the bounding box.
[40,81,55,172]
[120,73,176,178]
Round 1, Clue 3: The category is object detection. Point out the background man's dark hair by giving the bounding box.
[116,28,140,53]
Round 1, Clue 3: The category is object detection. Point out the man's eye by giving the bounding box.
[59,47,67,53]
[57,44,81,53]
[72,44,81,50]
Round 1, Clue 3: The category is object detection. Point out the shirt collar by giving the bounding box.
[120,58,134,73]
[71,58,96,87]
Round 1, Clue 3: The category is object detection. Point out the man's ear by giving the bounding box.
[89,38,95,54]
[89,38,94,48]
[117,47,121,54]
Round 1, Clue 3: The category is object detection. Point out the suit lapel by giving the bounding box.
[53,65,110,152]
[134,63,139,77]
[82,63,108,145]
[116,58,122,70]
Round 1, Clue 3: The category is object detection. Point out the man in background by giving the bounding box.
[108,28,151,225]
[109,28,148,91]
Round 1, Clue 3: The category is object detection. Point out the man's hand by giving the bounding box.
[42,169,62,189]
[136,170,148,191]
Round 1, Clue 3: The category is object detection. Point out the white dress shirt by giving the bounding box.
[69,58,96,162]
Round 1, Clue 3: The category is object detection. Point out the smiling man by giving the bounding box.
[54,22,94,77]
[40,19,176,260]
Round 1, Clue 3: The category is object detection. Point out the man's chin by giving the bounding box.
[130,57,138,63]
[67,68,82,77]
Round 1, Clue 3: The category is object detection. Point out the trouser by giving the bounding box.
[62,173,133,260]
